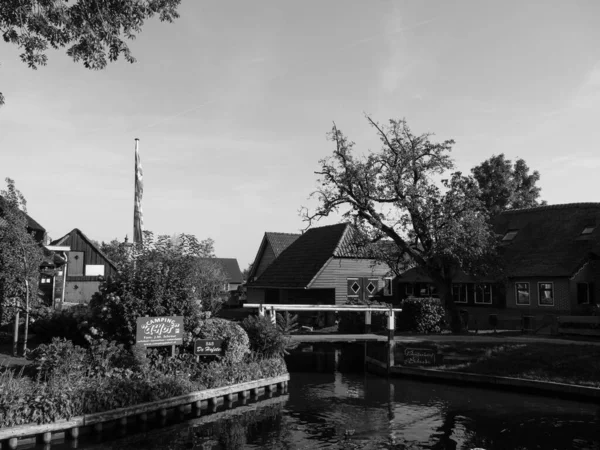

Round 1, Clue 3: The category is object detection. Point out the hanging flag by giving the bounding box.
[133,138,144,245]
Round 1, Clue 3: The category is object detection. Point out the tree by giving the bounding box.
[471,154,546,217]
[303,117,499,333]
[242,263,253,282]
[0,0,182,105]
[0,178,43,354]
[90,231,226,345]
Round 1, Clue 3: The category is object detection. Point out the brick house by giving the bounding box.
[395,203,600,329]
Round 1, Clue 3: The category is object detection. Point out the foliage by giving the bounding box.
[397,297,446,334]
[0,178,43,325]
[276,311,300,335]
[89,232,224,345]
[186,318,250,363]
[29,305,90,346]
[303,117,499,333]
[471,153,546,217]
[241,315,296,357]
[0,0,182,106]
[189,258,228,316]
[337,299,389,333]
[191,355,287,389]
[27,338,88,380]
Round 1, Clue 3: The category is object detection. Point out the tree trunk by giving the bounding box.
[12,309,20,357]
[439,284,466,334]
[22,279,30,355]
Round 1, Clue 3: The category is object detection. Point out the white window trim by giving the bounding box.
[474,284,493,304]
[383,277,393,296]
[515,282,530,306]
[577,282,590,305]
[453,284,467,303]
[537,282,555,307]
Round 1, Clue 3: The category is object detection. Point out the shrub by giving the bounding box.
[241,315,295,357]
[29,306,90,346]
[27,338,88,380]
[276,311,300,334]
[188,318,250,363]
[337,299,389,333]
[191,355,287,389]
[397,297,445,333]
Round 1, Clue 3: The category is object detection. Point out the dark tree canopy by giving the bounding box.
[471,154,546,217]
[0,0,182,105]
[304,117,499,332]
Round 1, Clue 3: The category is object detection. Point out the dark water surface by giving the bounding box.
[54,343,600,450]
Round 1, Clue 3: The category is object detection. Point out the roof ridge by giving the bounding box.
[265,231,301,236]
[503,202,600,214]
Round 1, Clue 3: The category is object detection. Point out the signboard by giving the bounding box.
[403,347,437,366]
[194,339,224,356]
[136,316,183,347]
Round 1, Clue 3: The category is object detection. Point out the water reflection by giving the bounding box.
[58,343,600,449]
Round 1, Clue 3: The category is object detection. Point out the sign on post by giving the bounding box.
[403,347,438,366]
[136,316,183,347]
[194,339,224,356]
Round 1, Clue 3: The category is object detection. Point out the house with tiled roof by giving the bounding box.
[0,196,46,244]
[47,228,118,306]
[247,232,300,282]
[199,258,244,291]
[246,223,393,306]
[396,203,600,328]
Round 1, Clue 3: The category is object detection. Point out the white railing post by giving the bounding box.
[364,310,372,334]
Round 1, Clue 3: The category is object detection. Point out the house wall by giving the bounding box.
[65,281,100,304]
[247,288,265,303]
[309,258,391,305]
[505,277,570,313]
[254,243,276,280]
[570,260,600,313]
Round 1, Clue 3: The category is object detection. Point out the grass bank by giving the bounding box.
[396,341,600,388]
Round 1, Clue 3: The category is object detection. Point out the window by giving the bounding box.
[538,282,554,306]
[515,282,530,305]
[405,284,414,296]
[581,226,595,235]
[419,284,429,297]
[40,276,52,284]
[85,265,105,276]
[383,278,393,296]
[502,230,519,241]
[475,283,492,304]
[452,284,467,303]
[577,283,590,305]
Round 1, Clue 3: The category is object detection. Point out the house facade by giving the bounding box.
[48,228,118,306]
[395,203,600,329]
[247,223,393,307]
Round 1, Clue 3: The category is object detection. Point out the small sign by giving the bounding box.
[403,347,437,366]
[136,316,183,347]
[194,339,224,356]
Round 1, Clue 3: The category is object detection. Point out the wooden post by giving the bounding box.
[258,305,265,317]
[386,308,395,375]
[364,310,372,333]
[270,306,277,326]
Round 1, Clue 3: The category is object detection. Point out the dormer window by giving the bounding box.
[502,229,519,241]
[581,226,595,235]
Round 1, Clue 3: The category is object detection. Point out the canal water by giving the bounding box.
[53,342,600,450]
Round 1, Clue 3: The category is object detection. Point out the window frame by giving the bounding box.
[474,283,493,305]
[383,277,393,297]
[537,282,555,307]
[502,229,519,242]
[452,283,467,304]
[515,282,530,306]
[581,226,595,235]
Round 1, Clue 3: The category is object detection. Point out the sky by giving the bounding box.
[2,0,600,270]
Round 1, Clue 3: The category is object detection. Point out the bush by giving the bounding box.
[337,299,389,333]
[397,297,445,334]
[188,318,250,363]
[241,315,295,357]
[192,355,287,389]
[27,338,88,380]
[29,306,90,346]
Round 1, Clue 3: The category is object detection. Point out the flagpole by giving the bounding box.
[133,138,144,246]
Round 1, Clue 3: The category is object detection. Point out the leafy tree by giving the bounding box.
[242,263,253,282]
[303,117,499,333]
[471,154,546,217]
[0,178,43,354]
[90,231,227,345]
[0,0,182,105]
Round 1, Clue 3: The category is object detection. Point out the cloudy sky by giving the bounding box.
[1,0,599,270]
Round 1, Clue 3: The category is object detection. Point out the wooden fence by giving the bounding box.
[557,316,600,337]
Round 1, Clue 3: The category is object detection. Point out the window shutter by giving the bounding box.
[347,278,362,301]
[363,277,379,299]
